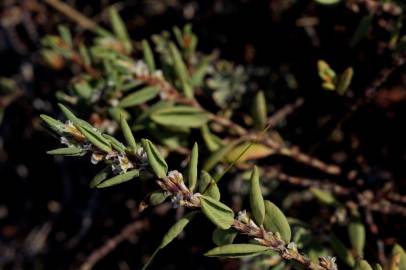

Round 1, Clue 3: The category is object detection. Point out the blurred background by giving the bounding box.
[1,0,406,269]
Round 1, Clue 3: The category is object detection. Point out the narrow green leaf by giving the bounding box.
[263,200,291,243]
[109,7,132,53]
[205,244,271,258]
[79,126,112,153]
[40,114,65,133]
[212,228,237,246]
[151,106,210,128]
[252,91,267,130]
[90,167,111,188]
[169,42,193,98]
[330,233,355,267]
[336,67,354,95]
[310,188,339,206]
[159,211,196,248]
[47,147,85,156]
[200,195,234,230]
[118,86,161,108]
[142,39,155,72]
[103,134,126,153]
[348,219,365,257]
[200,124,223,152]
[199,171,220,201]
[141,139,168,178]
[187,143,198,191]
[96,169,139,188]
[250,166,265,226]
[314,0,340,4]
[58,103,80,125]
[120,116,137,151]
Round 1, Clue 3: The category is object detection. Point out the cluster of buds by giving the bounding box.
[156,170,201,208]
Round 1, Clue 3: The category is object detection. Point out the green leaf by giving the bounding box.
[90,167,111,188]
[310,188,339,206]
[169,42,193,98]
[336,67,354,95]
[187,143,198,191]
[58,103,80,125]
[200,195,234,230]
[109,7,132,53]
[120,116,137,151]
[205,244,271,258]
[118,86,161,108]
[355,260,373,270]
[374,264,383,270]
[151,106,210,128]
[159,211,196,248]
[142,39,155,72]
[103,134,126,153]
[199,171,220,201]
[200,124,223,152]
[348,219,365,257]
[252,91,267,130]
[212,228,237,246]
[314,0,340,4]
[149,190,169,205]
[96,169,139,188]
[203,140,239,171]
[330,233,355,267]
[392,244,406,270]
[141,139,168,178]
[263,200,291,243]
[40,114,65,133]
[79,125,112,153]
[249,166,265,226]
[72,81,92,99]
[47,147,85,156]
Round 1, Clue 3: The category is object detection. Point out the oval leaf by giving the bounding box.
[151,106,210,128]
[200,195,234,230]
[212,228,237,246]
[141,139,168,179]
[263,200,291,243]
[187,142,198,191]
[120,116,137,151]
[250,166,265,226]
[159,211,196,249]
[199,171,220,201]
[119,86,160,108]
[96,169,139,188]
[205,244,271,258]
[348,220,366,257]
[47,147,85,156]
